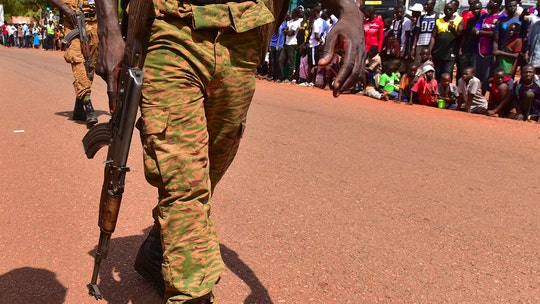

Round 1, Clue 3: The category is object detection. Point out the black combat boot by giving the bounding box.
[83,98,98,127]
[134,223,165,297]
[71,98,86,121]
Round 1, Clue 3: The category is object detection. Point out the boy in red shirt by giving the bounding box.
[411,65,439,106]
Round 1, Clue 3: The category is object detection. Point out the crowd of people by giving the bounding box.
[1,20,66,51]
[260,0,540,123]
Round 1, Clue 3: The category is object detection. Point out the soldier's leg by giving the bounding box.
[206,27,261,190]
[138,17,224,303]
[65,38,97,126]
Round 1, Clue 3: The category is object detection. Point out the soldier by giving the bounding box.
[93,0,366,302]
[49,0,98,127]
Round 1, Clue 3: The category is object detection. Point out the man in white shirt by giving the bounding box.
[308,7,324,84]
[279,8,303,82]
[388,5,412,58]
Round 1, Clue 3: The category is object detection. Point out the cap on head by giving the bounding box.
[410,3,424,11]
[422,65,435,73]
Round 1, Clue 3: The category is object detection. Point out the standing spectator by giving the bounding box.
[527,8,540,73]
[8,24,16,47]
[22,23,29,48]
[430,2,463,82]
[292,6,307,82]
[17,24,24,48]
[411,65,439,106]
[308,7,324,85]
[457,66,489,113]
[495,22,522,75]
[2,22,8,47]
[386,5,412,60]
[267,21,286,82]
[513,64,540,121]
[25,23,32,48]
[45,20,55,51]
[459,1,483,83]
[493,0,522,62]
[33,24,41,49]
[407,4,423,61]
[487,67,515,117]
[280,9,302,83]
[412,0,438,62]
[474,0,503,93]
[298,44,310,85]
[363,6,385,53]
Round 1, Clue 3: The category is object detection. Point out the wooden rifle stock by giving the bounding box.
[81,0,151,299]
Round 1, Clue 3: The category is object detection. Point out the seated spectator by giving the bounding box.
[513,64,540,121]
[487,67,515,117]
[494,22,522,76]
[398,63,418,103]
[364,84,384,100]
[457,66,488,113]
[438,72,459,109]
[379,61,400,101]
[366,45,382,86]
[411,65,439,106]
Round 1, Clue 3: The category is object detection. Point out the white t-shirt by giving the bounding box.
[458,77,488,109]
[286,18,302,45]
[309,17,324,47]
[391,16,412,50]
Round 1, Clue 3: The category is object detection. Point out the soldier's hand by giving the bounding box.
[95,32,124,113]
[318,9,366,98]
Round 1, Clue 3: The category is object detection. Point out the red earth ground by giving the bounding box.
[1,47,539,304]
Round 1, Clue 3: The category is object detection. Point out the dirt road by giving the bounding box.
[1,47,539,304]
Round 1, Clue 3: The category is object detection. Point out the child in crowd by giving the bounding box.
[411,65,438,106]
[298,44,309,85]
[487,67,515,117]
[379,61,400,101]
[512,64,540,121]
[398,63,418,103]
[366,45,382,86]
[457,66,488,113]
[414,47,434,82]
[494,22,522,76]
[437,73,459,109]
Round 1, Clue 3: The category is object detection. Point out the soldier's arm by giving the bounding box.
[318,0,366,97]
[48,0,77,27]
[95,0,125,113]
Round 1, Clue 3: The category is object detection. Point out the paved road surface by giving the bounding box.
[1,47,539,303]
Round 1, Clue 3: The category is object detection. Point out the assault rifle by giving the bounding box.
[81,0,150,299]
[63,5,93,80]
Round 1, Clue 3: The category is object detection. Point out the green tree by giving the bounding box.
[2,0,52,22]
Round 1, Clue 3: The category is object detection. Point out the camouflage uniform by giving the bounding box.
[63,0,98,125]
[138,0,276,302]
[63,0,98,100]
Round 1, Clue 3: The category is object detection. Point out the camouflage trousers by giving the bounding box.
[63,19,98,99]
[139,15,263,303]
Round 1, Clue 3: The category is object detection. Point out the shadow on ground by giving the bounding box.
[84,228,272,303]
[87,225,162,304]
[221,244,273,304]
[55,109,110,125]
[0,267,67,304]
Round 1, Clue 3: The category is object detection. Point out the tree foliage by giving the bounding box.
[2,0,55,22]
